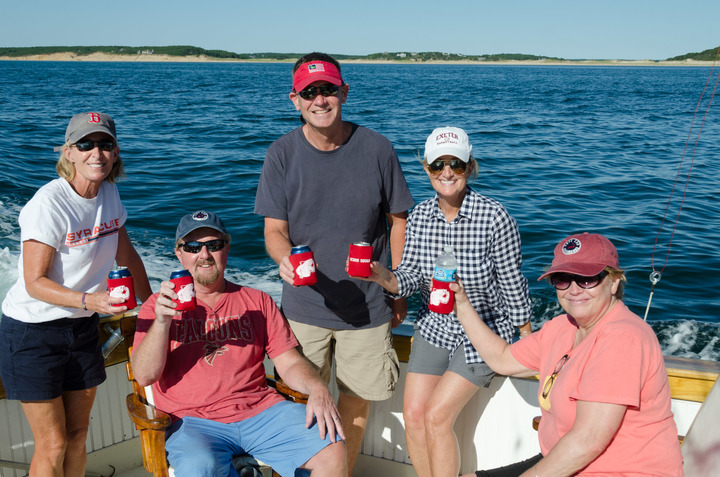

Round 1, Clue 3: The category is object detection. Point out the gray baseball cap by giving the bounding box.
[65,112,117,144]
[175,211,229,242]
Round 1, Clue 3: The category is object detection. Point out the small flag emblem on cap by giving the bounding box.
[308,64,324,72]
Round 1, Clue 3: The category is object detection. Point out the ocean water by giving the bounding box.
[0,61,718,361]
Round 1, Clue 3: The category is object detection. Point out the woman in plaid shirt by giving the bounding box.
[360,127,532,477]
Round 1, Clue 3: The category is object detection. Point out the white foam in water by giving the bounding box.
[130,240,284,305]
[226,267,283,304]
[656,320,720,361]
[0,247,19,301]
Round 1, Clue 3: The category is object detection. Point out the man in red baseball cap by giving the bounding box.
[255,52,414,472]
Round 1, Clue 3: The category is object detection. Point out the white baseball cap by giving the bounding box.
[425,126,472,163]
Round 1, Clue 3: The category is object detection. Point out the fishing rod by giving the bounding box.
[644,46,720,321]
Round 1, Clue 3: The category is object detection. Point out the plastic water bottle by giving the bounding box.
[429,246,458,314]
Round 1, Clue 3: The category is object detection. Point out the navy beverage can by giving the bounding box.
[108,267,131,280]
[291,245,311,255]
[170,269,192,280]
[107,266,136,308]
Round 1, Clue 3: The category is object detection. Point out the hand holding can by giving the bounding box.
[170,269,196,311]
[108,267,136,308]
[289,245,317,286]
[428,247,458,314]
[348,242,373,278]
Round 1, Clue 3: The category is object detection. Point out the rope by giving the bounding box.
[644,46,720,320]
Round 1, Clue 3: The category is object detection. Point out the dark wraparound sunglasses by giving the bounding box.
[550,270,608,290]
[178,239,226,254]
[72,140,117,152]
[427,158,468,175]
[295,83,341,100]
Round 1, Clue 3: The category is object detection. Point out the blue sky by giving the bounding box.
[2,0,718,60]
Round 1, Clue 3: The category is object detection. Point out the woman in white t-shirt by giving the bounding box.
[0,112,151,475]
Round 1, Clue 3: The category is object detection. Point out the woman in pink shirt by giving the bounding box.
[454,232,683,477]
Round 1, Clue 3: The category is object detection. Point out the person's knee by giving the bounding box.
[65,424,90,448]
[302,441,348,475]
[169,451,224,477]
[34,429,68,461]
[423,400,454,431]
[403,401,426,430]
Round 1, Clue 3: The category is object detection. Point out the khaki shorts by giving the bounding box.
[288,320,399,401]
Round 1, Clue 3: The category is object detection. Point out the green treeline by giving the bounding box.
[0,45,250,59]
[0,46,564,62]
[667,46,720,61]
[1,45,718,62]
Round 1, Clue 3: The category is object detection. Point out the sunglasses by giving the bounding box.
[72,140,117,152]
[550,270,608,290]
[427,158,468,175]
[541,354,569,399]
[178,239,226,254]
[295,83,340,100]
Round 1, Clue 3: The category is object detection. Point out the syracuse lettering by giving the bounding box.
[66,219,122,247]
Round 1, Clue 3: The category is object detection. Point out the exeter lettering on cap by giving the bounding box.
[436,132,459,141]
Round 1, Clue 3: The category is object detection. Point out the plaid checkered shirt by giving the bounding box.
[394,187,532,364]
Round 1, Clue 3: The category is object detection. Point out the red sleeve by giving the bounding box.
[510,319,548,372]
[259,290,298,359]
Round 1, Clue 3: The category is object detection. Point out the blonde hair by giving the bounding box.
[421,153,479,180]
[605,266,627,301]
[56,144,125,184]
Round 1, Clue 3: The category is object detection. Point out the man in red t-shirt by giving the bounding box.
[132,211,347,477]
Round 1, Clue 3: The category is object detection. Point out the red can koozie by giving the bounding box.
[289,245,317,286]
[429,278,454,314]
[108,267,136,308]
[348,242,373,278]
[170,269,196,311]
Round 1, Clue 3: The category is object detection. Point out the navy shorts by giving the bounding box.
[0,313,106,401]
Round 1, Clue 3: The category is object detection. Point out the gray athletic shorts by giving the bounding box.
[407,329,494,388]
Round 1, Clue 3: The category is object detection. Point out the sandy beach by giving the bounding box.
[0,51,715,66]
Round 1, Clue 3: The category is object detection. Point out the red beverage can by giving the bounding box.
[289,245,317,286]
[170,269,196,311]
[428,279,454,314]
[107,267,136,308]
[348,242,373,278]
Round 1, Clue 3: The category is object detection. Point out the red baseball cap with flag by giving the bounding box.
[538,232,619,280]
[293,61,343,91]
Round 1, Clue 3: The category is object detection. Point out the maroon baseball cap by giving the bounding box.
[292,61,343,92]
[538,232,619,280]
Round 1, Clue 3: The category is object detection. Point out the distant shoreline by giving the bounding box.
[0,52,715,66]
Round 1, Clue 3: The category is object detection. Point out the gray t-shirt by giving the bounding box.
[255,123,414,329]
